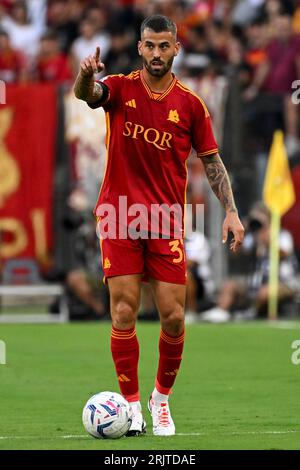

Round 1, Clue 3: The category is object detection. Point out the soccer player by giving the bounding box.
[74,15,244,436]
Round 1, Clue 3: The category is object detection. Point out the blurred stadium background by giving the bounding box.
[0,0,300,322]
[1,0,300,452]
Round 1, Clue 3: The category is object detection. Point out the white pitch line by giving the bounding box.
[267,321,300,330]
[230,430,300,435]
[1,430,300,440]
[178,430,300,436]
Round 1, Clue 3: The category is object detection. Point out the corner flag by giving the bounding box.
[263,130,295,215]
[263,130,295,320]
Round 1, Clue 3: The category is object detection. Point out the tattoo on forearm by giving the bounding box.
[202,154,237,213]
[74,74,103,102]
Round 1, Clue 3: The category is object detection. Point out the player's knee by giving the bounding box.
[112,299,138,329]
[161,306,185,336]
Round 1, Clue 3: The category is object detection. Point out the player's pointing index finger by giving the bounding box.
[94,46,100,61]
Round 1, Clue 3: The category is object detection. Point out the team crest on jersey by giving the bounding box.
[167,109,180,123]
[125,99,136,108]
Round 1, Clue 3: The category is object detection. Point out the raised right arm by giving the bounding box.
[74,46,105,104]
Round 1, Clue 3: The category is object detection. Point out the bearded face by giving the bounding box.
[138,29,180,78]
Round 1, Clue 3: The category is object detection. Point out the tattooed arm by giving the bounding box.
[202,153,237,213]
[74,46,105,103]
[202,153,245,251]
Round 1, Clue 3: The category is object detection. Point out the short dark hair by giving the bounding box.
[140,15,177,39]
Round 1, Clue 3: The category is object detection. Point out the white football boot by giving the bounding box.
[148,396,175,436]
[126,402,146,437]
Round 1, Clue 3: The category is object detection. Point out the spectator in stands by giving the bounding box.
[183,24,212,66]
[0,0,44,62]
[225,33,249,84]
[201,203,299,322]
[104,24,139,75]
[47,0,78,54]
[35,30,73,83]
[244,17,268,76]
[66,268,107,320]
[71,17,110,76]
[231,0,265,28]
[25,0,47,33]
[61,210,108,320]
[260,0,295,24]
[0,28,27,82]
[85,3,110,36]
[244,13,300,157]
[205,20,228,67]
[212,0,236,30]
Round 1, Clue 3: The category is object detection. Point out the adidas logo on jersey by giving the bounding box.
[125,99,136,108]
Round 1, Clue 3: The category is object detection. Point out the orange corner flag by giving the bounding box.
[263,130,295,215]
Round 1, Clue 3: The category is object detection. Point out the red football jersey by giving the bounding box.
[91,70,218,237]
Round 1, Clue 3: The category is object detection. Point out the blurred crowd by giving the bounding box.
[1,0,300,321]
[1,0,300,92]
[1,0,300,184]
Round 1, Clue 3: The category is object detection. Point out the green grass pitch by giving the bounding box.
[0,321,300,450]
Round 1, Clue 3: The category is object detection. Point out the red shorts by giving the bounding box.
[100,237,187,285]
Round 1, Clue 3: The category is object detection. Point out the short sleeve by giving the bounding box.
[190,97,218,158]
[87,74,124,110]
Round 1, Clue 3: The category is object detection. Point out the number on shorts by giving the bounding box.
[169,240,184,264]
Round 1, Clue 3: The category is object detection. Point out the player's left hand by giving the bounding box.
[222,212,245,252]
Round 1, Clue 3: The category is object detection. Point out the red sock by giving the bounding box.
[155,329,185,394]
[111,326,140,402]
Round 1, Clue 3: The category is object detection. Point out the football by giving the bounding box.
[82,391,132,439]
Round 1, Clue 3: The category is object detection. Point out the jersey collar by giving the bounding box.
[139,70,177,101]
